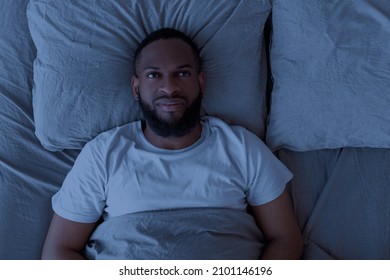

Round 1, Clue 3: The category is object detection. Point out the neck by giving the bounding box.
[143,122,202,150]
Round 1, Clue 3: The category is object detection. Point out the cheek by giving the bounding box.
[142,78,163,89]
[138,83,156,97]
[187,80,203,95]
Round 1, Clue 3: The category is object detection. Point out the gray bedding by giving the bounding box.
[84,208,264,260]
[1,0,389,260]
[279,148,390,259]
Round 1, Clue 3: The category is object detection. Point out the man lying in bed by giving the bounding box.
[42,28,303,260]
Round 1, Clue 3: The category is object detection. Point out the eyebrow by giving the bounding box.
[143,64,194,71]
[177,64,194,69]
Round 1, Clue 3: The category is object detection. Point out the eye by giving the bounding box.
[177,70,191,77]
[146,72,160,79]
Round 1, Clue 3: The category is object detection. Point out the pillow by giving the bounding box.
[266,0,390,151]
[27,0,271,151]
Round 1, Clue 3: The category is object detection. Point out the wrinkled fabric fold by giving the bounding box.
[84,208,264,260]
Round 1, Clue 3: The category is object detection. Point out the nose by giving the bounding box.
[159,76,180,96]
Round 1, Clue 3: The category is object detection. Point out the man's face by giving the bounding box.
[132,39,205,137]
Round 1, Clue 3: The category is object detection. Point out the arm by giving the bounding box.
[41,213,97,260]
[251,189,303,259]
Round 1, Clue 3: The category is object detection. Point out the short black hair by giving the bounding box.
[133,28,202,75]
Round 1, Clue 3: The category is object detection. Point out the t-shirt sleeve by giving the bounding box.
[244,132,293,206]
[52,141,107,223]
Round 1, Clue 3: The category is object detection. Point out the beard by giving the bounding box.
[138,92,203,138]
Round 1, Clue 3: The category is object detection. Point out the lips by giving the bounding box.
[155,98,186,112]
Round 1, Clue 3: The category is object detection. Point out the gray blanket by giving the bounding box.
[84,208,264,260]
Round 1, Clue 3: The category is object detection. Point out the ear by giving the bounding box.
[198,71,205,95]
[131,75,139,100]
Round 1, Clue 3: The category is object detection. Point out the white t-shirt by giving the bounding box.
[53,116,293,223]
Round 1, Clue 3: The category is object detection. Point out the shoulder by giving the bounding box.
[203,116,267,150]
[77,121,140,162]
[87,121,140,149]
[203,116,245,135]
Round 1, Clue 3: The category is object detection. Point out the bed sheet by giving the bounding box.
[278,148,390,259]
[85,208,264,260]
[0,0,79,259]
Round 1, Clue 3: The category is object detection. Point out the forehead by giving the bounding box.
[138,39,196,68]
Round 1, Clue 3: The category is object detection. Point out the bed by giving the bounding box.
[1,0,389,260]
